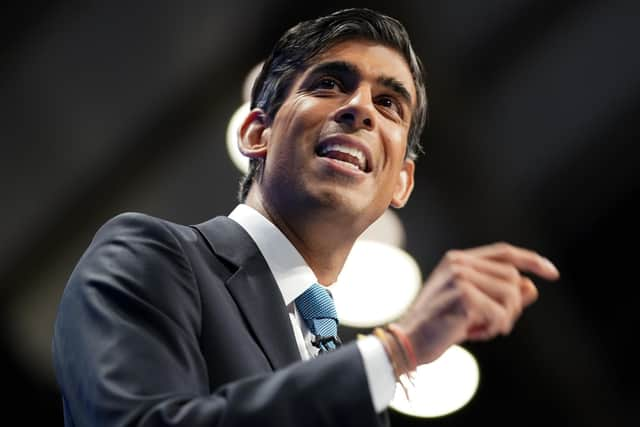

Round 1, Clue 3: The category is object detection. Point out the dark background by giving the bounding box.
[1,1,638,425]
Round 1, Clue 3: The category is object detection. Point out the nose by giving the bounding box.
[334,87,375,130]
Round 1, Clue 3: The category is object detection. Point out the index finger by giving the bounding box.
[464,242,560,281]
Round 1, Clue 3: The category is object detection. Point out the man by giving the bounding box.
[53,8,559,427]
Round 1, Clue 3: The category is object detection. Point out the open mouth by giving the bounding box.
[315,142,371,173]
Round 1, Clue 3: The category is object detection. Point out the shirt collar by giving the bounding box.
[228,204,317,305]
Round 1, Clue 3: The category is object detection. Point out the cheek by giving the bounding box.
[383,126,410,162]
[282,96,325,125]
[272,98,324,146]
[266,99,324,165]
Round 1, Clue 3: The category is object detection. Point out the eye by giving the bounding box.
[312,76,342,91]
[375,95,403,117]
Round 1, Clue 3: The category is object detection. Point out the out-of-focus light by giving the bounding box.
[225,101,250,174]
[331,240,421,328]
[390,345,480,418]
[227,62,263,174]
[359,208,406,248]
[242,62,263,103]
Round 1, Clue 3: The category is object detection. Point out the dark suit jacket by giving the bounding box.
[53,212,386,426]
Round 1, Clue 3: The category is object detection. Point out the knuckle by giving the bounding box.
[497,311,511,335]
[451,280,472,304]
[493,241,516,259]
[493,241,510,252]
[503,246,516,259]
[502,319,514,335]
[449,264,467,281]
[505,265,520,281]
[507,303,522,323]
[444,249,463,264]
[504,286,522,314]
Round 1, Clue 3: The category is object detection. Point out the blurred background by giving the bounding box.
[1,0,638,425]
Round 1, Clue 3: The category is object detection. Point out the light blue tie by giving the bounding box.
[295,283,341,352]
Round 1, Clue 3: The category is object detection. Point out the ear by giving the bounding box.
[390,158,415,208]
[238,108,270,159]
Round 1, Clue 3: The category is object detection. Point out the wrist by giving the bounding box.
[386,323,418,372]
[372,325,418,400]
[372,324,418,377]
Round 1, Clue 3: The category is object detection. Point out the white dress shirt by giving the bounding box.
[228,204,396,412]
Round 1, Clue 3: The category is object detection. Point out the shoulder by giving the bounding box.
[69,212,206,306]
[97,211,186,235]
[72,212,207,282]
[58,213,208,357]
[93,212,202,248]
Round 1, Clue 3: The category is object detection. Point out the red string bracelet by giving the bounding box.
[386,323,418,372]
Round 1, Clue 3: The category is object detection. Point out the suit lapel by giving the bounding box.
[193,216,300,370]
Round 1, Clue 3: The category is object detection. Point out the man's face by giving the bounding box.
[247,39,416,231]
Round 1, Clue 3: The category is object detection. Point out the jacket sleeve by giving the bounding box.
[52,212,384,427]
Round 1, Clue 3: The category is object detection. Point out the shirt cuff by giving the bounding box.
[356,335,396,413]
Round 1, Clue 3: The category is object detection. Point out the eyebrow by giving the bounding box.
[307,60,413,106]
[307,60,359,80]
[377,76,412,106]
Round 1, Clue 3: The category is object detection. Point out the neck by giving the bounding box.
[245,191,362,285]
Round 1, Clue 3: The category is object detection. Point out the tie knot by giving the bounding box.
[295,283,337,321]
[295,283,340,351]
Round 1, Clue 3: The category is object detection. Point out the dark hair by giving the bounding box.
[238,8,428,202]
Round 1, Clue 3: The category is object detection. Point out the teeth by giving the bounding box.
[319,143,366,170]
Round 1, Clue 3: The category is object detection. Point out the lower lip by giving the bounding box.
[317,156,368,178]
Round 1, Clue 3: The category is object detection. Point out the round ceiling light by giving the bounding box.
[390,344,480,418]
[331,240,421,328]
